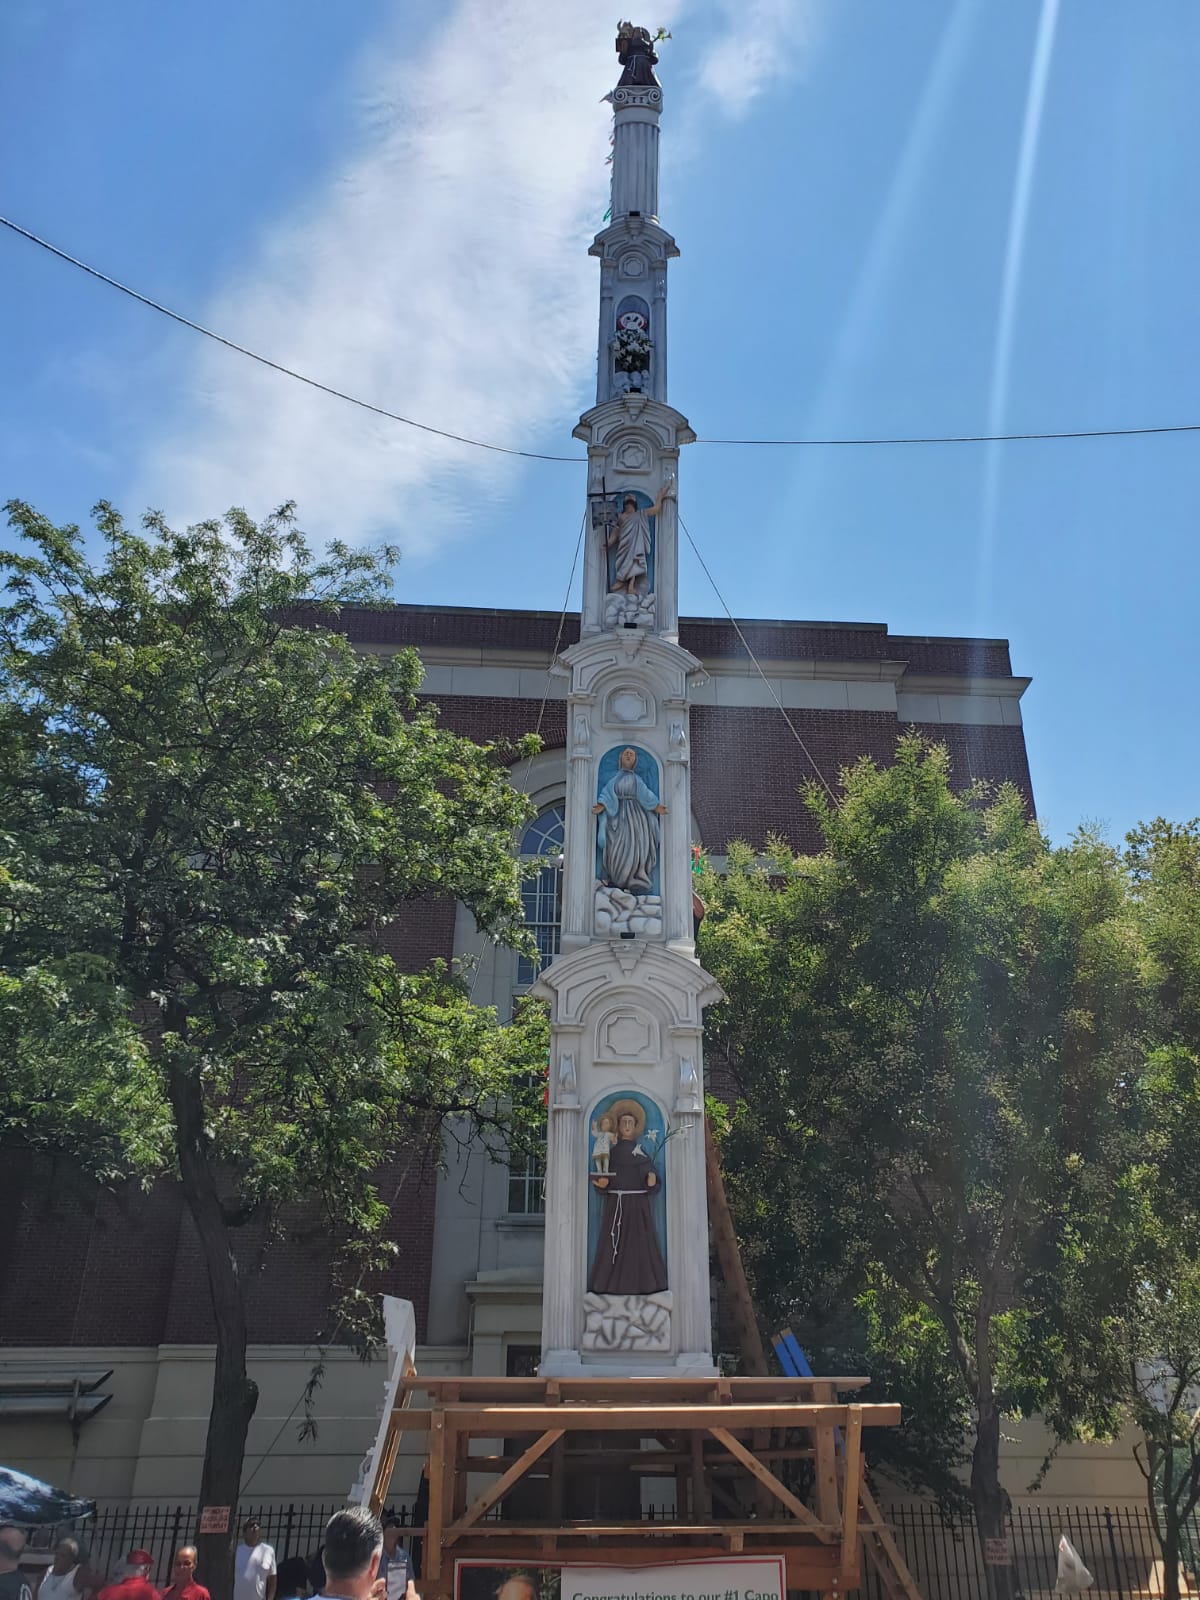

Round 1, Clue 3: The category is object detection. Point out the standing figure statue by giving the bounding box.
[615,24,662,88]
[605,476,674,596]
[593,747,667,893]
[588,1104,667,1295]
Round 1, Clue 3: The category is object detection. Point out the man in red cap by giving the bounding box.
[96,1551,158,1600]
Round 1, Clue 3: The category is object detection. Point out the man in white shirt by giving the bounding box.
[233,1522,275,1600]
[36,1541,81,1600]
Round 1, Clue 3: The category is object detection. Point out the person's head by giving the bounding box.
[598,1115,614,1133]
[381,1519,403,1555]
[622,496,637,513]
[618,1111,637,1138]
[275,1556,309,1599]
[52,1540,80,1575]
[618,747,637,771]
[496,1575,538,1600]
[241,1520,260,1549]
[320,1508,382,1596]
[0,1527,25,1572]
[171,1547,197,1586]
[125,1552,154,1582]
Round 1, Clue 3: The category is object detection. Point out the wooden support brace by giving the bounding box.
[421,1402,897,1432]
[812,1382,840,1530]
[426,1413,446,1582]
[446,1428,564,1544]
[839,1405,863,1576]
[859,1481,924,1600]
[708,1426,833,1543]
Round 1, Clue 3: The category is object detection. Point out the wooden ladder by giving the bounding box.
[704,1118,925,1600]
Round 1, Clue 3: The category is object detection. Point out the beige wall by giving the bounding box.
[0,1341,1147,1510]
[0,1343,468,1505]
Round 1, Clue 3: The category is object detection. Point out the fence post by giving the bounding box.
[1103,1507,1125,1600]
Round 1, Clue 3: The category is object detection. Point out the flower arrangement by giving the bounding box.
[612,325,653,371]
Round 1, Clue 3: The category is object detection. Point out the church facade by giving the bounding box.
[0,598,1040,1500]
[0,20,1139,1522]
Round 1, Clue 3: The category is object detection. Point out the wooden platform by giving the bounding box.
[370,1373,902,1598]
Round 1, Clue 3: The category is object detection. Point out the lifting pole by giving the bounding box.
[705,1118,925,1600]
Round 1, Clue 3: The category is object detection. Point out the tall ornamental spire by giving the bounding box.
[534,27,720,1378]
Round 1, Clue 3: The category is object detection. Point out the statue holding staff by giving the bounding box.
[604,476,674,596]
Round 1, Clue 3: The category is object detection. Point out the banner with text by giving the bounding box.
[455,1557,786,1600]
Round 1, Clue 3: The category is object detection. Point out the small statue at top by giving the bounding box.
[616,22,661,88]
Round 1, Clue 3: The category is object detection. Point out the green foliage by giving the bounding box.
[0,496,547,1314]
[700,738,1146,1536]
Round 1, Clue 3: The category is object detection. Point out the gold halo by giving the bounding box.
[604,1097,647,1136]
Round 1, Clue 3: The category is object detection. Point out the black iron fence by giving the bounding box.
[41,1501,415,1588]
[855,1502,1200,1600]
[33,1498,1200,1599]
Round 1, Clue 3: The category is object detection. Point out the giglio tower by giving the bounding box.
[534,23,721,1377]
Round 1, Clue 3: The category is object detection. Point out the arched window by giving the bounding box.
[516,803,565,989]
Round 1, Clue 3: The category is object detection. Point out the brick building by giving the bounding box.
[0,598,1058,1504]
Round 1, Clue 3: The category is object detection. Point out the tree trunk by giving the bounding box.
[1155,1460,1182,1600]
[971,1407,1019,1600]
[170,1064,259,1600]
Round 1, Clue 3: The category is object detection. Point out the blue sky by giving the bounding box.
[2,0,1197,843]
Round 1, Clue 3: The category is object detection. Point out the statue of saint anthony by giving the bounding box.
[593,747,667,893]
[616,25,661,88]
[588,1105,667,1295]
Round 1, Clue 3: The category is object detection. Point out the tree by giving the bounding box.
[699,738,1143,1599]
[1127,821,1200,1596]
[1048,823,1200,1600]
[0,500,547,1599]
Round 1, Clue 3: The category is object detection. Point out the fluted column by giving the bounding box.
[610,91,661,219]
[655,449,680,639]
[560,702,595,952]
[669,1098,711,1359]
[663,710,692,952]
[541,1037,583,1360]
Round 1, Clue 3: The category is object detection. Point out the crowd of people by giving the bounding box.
[0,1510,420,1600]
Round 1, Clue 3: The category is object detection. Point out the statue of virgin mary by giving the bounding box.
[593,747,667,893]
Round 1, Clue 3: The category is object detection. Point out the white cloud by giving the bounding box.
[696,0,824,118]
[132,0,817,554]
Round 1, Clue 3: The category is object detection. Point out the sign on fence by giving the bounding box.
[983,1537,1012,1566]
[456,1558,786,1600]
[198,1507,231,1535]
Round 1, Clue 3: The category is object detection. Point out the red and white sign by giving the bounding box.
[198,1507,231,1535]
[455,1557,786,1600]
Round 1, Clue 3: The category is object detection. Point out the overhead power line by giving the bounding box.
[0,216,581,464]
[5,213,1200,457]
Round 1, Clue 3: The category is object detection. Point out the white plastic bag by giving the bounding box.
[1054,1533,1095,1593]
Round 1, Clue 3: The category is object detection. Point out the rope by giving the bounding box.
[678,511,838,802]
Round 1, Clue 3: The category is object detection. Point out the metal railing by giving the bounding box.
[854,1503,1200,1600]
[38,1497,1200,1599]
[50,1501,415,1588]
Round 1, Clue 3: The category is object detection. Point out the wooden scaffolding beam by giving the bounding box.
[370,1374,902,1597]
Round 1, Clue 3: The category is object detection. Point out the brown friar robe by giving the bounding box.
[587,1135,668,1295]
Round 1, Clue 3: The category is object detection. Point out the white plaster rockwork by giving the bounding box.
[595,885,662,938]
[605,590,656,630]
[582,1290,673,1352]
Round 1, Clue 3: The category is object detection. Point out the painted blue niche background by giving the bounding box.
[604,488,657,595]
[594,743,662,896]
[587,1088,668,1274]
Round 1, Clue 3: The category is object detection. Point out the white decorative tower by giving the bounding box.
[535,25,722,1377]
